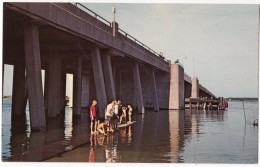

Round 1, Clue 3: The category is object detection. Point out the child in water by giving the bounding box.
[90,100,98,134]
[127,105,133,123]
[97,120,110,135]
[120,107,127,124]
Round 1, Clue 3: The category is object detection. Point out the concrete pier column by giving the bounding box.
[47,50,61,118]
[60,67,67,113]
[90,47,107,119]
[150,69,159,112]
[60,70,66,113]
[191,77,199,98]
[23,23,46,131]
[81,71,90,107]
[112,64,116,86]
[10,65,28,133]
[169,64,184,109]
[133,62,145,114]
[12,60,27,120]
[44,66,49,113]
[102,54,116,102]
[73,56,82,117]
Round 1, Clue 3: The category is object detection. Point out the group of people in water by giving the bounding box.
[89,100,133,135]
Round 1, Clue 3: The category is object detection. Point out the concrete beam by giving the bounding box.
[81,71,90,107]
[133,62,145,113]
[169,64,184,109]
[73,56,82,117]
[47,50,61,118]
[60,61,67,113]
[12,60,27,120]
[44,66,49,112]
[191,77,199,98]
[102,54,116,102]
[155,71,170,109]
[6,3,170,73]
[151,69,159,112]
[90,47,107,119]
[23,22,46,131]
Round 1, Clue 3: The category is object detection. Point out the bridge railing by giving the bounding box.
[199,84,216,98]
[74,3,169,64]
[118,28,166,61]
[184,72,192,83]
[75,3,111,27]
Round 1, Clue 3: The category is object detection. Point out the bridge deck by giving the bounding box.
[5,2,170,72]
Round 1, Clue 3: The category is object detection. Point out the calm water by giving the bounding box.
[2,100,259,163]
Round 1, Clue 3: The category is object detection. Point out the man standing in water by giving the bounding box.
[105,101,116,122]
[90,100,98,134]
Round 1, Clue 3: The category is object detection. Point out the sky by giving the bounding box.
[2,2,259,98]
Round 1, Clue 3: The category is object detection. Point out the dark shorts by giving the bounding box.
[106,116,112,122]
[91,116,97,123]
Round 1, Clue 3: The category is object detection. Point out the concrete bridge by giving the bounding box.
[3,2,216,132]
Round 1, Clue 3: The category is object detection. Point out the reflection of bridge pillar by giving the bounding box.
[191,77,199,98]
[12,60,27,120]
[90,47,107,119]
[73,56,82,117]
[24,23,46,131]
[151,69,159,112]
[47,50,61,118]
[169,64,184,109]
[102,54,116,102]
[169,110,184,162]
[133,62,145,114]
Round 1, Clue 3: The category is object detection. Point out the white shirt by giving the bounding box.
[114,104,119,115]
[105,103,113,116]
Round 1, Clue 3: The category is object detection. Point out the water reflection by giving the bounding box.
[168,110,184,163]
[2,103,90,161]
[3,100,258,163]
[64,107,73,139]
[45,109,230,162]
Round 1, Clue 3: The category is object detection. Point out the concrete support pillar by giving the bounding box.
[73,56,82,117]
[2,64,4,96]
[47,50,61,118]
[81,71,90,107]
[12,61,27,120]
[11,60,28,133]
[44,66,49,112]
[133,62,145,114]
[60,67,67,113]
[112,64,116,86]
[90,47,107,119]
[150,69,159,112]
[102,54,116,102]
[169,64,184,109]
[191,77,199,98]
[23,23,46,131]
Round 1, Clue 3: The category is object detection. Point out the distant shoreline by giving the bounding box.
[228,97,258,101]
[3,96,12,101]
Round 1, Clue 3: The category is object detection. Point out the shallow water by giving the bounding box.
[2,100,259,163]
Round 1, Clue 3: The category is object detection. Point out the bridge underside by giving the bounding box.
[3,3,215,132]
[3,6,171,131]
